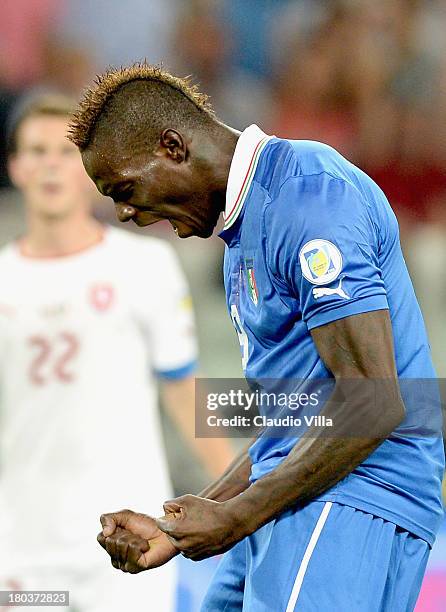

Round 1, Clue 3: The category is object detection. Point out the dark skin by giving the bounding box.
[83,121,405,572]
[82,124,239,238]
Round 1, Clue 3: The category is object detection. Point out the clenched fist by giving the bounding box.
[97,509,179,573]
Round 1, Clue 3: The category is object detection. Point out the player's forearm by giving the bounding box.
[162,376,235,477]
[199,440,253,502]
[194,436,237,479]
[225,379,405,534]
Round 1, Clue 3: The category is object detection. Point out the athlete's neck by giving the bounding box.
[212,122,240,206]
[20,210,104,258]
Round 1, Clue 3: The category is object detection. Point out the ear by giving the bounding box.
[7,154,24,189]
[159,129,187,163]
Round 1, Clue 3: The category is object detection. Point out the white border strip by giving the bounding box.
[285,502,333,611]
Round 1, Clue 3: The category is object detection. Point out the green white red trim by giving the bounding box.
[224,125,273,230]
[247,266,259,306]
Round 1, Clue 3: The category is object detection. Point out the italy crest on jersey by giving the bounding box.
[299,239,343,285]
[245,258,259,306]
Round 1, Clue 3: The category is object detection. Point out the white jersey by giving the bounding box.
[0,226,198,575]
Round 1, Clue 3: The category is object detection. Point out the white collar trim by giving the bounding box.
[224,124,273,229]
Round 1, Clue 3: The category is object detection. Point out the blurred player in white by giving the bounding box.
[0,94,233,612]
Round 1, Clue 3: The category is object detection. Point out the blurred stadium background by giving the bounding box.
[0,1,445,610]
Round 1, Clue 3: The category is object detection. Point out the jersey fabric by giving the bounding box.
[219,125,444,547]
[201,501,430,612]
[0,226,198,610]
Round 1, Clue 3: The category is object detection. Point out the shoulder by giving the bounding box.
[259,137,351,186]
[262,170,377,274]
[285,139,360,183]
[264,170,363,233]
[105,227,187,298]
[258,137,361,208]
[0,242,18,268]
[0,244,20,299]
[287,139,347,171]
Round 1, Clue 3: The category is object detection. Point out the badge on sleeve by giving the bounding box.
[299,239,343,285]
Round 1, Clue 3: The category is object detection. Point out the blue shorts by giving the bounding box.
[200,501,430,611]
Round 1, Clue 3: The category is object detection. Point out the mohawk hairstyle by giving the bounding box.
[67,62,215,152]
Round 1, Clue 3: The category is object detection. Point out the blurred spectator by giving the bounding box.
[0,0,59,185]
[269,1,359,158]
[221,0,294,80]
[40,38,96,95]
[354,0,446,228]
[0,0,63,90]
[0,0,94,186]
[172,0,272,129]
[269,0,446,232]
[54,0,178,70]
[0,89,18,188]
[406,218,446,377]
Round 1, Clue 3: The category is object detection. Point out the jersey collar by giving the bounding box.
[223,124,273,230]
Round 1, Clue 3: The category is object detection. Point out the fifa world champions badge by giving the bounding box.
[299,239,343,285]
[245,258,259,306]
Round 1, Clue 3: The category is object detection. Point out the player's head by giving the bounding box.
[68,63,236,238]
[7,93,95,221]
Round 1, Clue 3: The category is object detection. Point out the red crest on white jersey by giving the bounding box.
[89,283,115,312]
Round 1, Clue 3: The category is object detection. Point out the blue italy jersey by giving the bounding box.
[219,125,444,546]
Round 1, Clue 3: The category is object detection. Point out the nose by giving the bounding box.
[115,204,136,223]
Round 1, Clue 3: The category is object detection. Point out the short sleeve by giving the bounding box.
[144,242,198,379]
[266,174,389,330]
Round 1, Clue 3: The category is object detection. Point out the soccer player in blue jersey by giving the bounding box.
[69,64,444,611]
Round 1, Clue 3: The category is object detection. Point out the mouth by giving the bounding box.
[41,182,63,195]
[131,211,204,239]
[168,219,196,238]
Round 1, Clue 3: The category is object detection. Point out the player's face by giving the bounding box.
[82,147,222,239]
[8,116,95,219]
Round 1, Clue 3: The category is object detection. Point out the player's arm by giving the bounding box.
[221,309,404,522]
[161,374,236,479]
[162,373,254,497]
[155,309,405,560]
[97,409,253,572]
[197,438,253,502]
[142,242,235,476]
[97,393,255,570]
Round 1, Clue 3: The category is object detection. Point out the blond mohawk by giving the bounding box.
[67,62,214,150]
